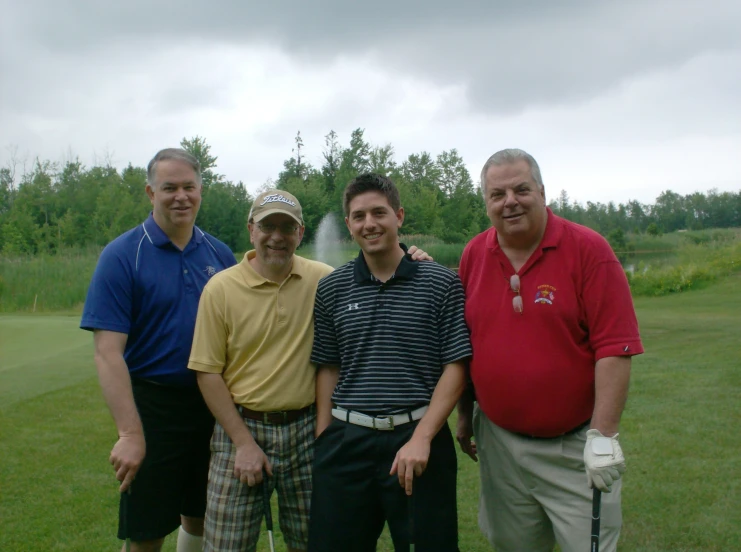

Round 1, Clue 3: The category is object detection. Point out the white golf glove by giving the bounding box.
[584,429,626,492]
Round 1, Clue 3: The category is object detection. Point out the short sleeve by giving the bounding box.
[310,283,340,366]
[437,274,473,364]
[188,284,228,373]
[583,257,644,360]
[80,245,133,334]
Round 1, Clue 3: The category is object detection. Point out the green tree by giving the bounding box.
[281,172,329,244]
[196,180,252,252]
[180,136,219,188]
[646,222,661,237]
[321,130,341,196]
[369,144,397,176]
[1,209,38,255]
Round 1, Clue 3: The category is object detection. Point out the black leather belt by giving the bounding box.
[239,404,314,424]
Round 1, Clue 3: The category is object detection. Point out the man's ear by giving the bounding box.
[395,207,405,228]
[345,217,355,240]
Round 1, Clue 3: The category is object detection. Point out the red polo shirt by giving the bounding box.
[459,209,643,437]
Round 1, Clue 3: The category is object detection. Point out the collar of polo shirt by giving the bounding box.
[144,212,204,248]
[240,250,307,287]
[486,207,564,254]
[353,243,418,284]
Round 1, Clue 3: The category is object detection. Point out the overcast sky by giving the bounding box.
[1,0,739,205]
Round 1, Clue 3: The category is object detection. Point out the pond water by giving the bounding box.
[620,250,677,274]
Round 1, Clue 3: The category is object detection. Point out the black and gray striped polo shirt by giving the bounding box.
[311,249,472,415]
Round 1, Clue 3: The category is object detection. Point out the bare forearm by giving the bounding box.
[197,372,255,448]
[316,365,340,433]
[591,356,632,436]
[414,362,467,442]
[94,351,142,437]
[456,379,475,419]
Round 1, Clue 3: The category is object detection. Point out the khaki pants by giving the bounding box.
[474,406,622,552]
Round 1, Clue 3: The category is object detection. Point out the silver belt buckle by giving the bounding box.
[373,416,394,431]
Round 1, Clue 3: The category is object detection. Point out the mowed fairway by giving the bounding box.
[1,275,740,551]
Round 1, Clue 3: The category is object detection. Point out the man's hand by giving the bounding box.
[110,433,146,492]
[455,412,478,462]
[234,442,273,486]
[407,245,433,262]
[390,436,431,495]
[584,429,626,492]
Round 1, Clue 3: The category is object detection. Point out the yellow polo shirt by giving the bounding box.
[188,251,333,411]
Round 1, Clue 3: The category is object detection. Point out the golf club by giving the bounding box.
[409,484,415,552]
[122,487,131,552]
[591,488,602,552]
[262,471,276,552]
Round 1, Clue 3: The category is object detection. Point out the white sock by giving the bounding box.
[176,526,203,552]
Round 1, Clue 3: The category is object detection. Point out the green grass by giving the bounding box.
[0,247,100,312]
[2,274,740,550]
[627,238,741,296]
[3,229,738,312]
[626,228,739,252]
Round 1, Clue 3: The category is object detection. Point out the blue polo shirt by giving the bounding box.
[81,213,237,386]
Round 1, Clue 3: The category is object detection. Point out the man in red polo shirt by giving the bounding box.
[456,148,643,552]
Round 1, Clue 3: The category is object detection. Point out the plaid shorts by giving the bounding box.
[203,407,315,552]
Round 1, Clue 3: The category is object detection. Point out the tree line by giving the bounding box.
[1,131,739,255]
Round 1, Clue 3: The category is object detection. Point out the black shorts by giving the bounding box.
[308,417,459,552]
[118,378,214,541]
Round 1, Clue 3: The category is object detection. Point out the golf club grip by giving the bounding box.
[409,489,415,552]
[122,488,131,552]
[591,488,602,552]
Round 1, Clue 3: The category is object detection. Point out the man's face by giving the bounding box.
[249,213,304,268]
[345,191,404,257]
[146,159,202,232]
[483,159,546,243]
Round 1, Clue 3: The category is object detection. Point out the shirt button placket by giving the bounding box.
[183,255,193,293]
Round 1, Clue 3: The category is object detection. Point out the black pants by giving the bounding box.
[119,378,214,541]
[308,418,459,552]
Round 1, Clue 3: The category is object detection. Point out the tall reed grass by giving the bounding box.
[627,238,741,296]
[0,246,101,312]
[2,229,739,311]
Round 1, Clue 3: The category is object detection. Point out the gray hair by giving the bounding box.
[480,148,544,198]
[146,148,202,187]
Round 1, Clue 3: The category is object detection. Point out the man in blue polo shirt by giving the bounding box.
[81,148,236,552]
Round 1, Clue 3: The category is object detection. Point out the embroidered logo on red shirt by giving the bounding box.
[534,284,556,305]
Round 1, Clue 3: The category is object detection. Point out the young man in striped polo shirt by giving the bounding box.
[309,173,472,551]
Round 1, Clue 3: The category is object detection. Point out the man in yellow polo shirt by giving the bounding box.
[188,190,333,552]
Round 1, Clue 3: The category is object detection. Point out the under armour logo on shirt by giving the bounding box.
[347,303,360,311]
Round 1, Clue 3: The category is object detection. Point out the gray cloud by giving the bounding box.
[1,0,739,205]
[4,0,740,115]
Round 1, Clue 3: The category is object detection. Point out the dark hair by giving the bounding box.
[343,173,401,216]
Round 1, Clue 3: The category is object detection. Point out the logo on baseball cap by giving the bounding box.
[249,190,303,226]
